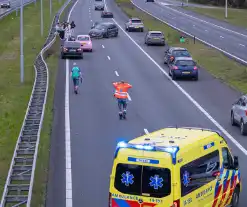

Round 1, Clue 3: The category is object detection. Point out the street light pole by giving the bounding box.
[50,0,52,17]
[225,0,228,18]
[20,0,24,83]
[41,0,44,36]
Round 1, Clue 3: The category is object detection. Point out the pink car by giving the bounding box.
[76,35,93,52]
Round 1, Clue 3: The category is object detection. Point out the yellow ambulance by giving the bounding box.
[109,127,241,207]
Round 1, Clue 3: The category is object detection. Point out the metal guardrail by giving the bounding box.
[0,0,35,20]
[0,0,71,206]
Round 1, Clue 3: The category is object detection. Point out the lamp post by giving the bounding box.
[225,0,228,18]
[20,0,24,83]
[41,0,44,36]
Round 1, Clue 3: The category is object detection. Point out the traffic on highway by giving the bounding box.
[44,0,247,206]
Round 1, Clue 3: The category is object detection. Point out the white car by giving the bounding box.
[0,0,10,8]
[231,94,247,135]
[125,18,144,32]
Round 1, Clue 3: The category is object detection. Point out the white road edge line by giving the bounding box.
[104,0,247,156]
[107,55,111,60]
[115,71,119,76]
[65,1,79,207]
[144,129,149,134]
[102,44,105,48]
[156,1,247,38]
[130,1,247,65]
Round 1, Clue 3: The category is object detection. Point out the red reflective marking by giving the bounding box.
[126,200,140,207]
[218,180,230,207]
[212,185,222,207]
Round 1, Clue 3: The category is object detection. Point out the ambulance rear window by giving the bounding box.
[114,164,171,198]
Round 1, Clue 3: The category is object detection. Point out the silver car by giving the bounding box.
[231,94,247,135]
[144,31,165,46]
[94,2,104,10]
[0,0,10,8]
[125,18,144,32]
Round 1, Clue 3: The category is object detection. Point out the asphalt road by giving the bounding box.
[47,0,247,206]
[155,0,218,8]
[131,0,247,64]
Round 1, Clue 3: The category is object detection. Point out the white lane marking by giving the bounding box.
[239,43,245,47]
[157,1,247,38]
[104,0,247,156]
[107,55,111,60]
[90,19,93,22]
[172,17,176,19]
[65,1,79,206]
[115,71,119,76]
[144,129,149,134]
[193,25,195,27]
[205,29,208,32]
[129,1,247,66]
[220,36,224,38]
[102,44,105,48]
[127,93,132,101]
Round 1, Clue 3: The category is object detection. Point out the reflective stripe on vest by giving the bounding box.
[114,91,128,98]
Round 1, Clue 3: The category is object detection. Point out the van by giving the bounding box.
[109,127,241,207]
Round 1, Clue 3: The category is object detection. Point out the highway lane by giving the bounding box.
[52,0,247,206]
[130,0,247,63]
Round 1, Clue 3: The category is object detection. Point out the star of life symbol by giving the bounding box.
[182,171,190,187]
[121,171,134,186]
[206,161,217,173]
[149,175,163,190]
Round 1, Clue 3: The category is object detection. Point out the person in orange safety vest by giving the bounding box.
[113,80,132,115]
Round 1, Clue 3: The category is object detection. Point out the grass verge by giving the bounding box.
[30,1,73,206]
[184,7,247,28]
[0,0,66,201]
[115,0,247,93]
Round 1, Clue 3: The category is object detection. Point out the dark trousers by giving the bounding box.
[117,99,127,111]
[59,30,65,39]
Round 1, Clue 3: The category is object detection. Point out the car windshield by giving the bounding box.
[114,163,171,198]
[176,60,195,66]
[173,50,190,57]
[77,36,89,41]
[64,42,80,47]
[150,33,163,37]
[131,19,142,23]
[95,24,106,30]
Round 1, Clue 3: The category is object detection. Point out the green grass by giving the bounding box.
[0,0,66,201]
[184,7,247,28]
[115,0,247,93]
[30,1,73,206]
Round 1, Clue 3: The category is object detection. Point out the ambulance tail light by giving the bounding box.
[108,192,112,207]
[212,170,220,177]
[171,199,180,207]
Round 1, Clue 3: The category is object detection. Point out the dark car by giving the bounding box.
[146,0,154,2]
[61,41,83,59]
[164,47,191,64]
[95,2,104,10]
[168,57,198,80]
[0,0,10,8]
[101,11,113,18]
[89,22,118,38]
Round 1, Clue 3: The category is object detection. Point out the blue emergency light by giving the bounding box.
[114,141,180,165]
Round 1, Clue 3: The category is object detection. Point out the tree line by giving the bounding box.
[191,0,247,8]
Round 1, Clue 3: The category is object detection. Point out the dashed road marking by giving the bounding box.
[239,43,245,47]
[107,55,111,60]
[115,71,119,76]
[102,45,105,48]
[144,129,149,134]
[220,36,224,38]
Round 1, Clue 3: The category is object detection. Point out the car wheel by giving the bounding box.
[81,55,83,59]
[115,33,118,37]
[231,187,240,207]
[194,75,198,81]
[90,49,92,52]
[61,54,65,59]
[240,120,247,135]
[171,72,176,80]
[231,112,237,126]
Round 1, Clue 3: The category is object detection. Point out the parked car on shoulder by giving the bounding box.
[61,41,83,59]
[168,56,198,80]
[144,31,165,46]
[164,47,191,64]
[125,18,144,32]
[231,95,247,135]
[0,0,10,8]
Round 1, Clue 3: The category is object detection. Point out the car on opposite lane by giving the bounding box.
[76,35,93,52]
[101,11,113,18]
[164,47,191,64]
[61,41,83,59]
[231,95,247,135]
[168,57,198,80]
[125,18,144,32]
[146,0,154,2]
[144,31,165,46]
[89,22,118,38]
[94,2,104,10]
[0,0,10,8]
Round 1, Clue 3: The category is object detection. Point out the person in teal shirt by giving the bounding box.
[71,62,82,94]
